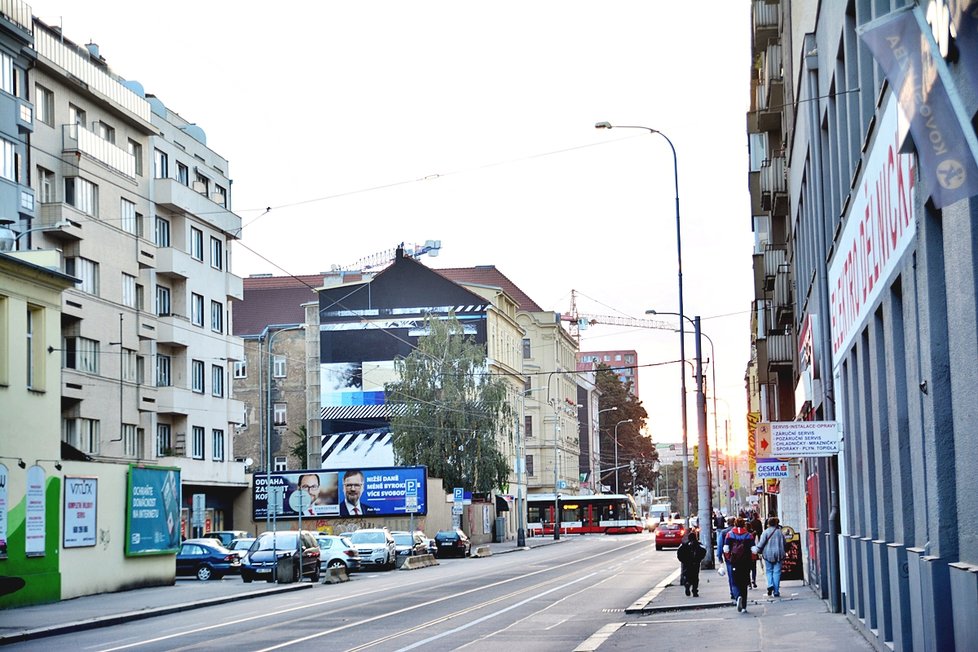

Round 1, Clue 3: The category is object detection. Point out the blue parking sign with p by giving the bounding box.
[454,487,464,503]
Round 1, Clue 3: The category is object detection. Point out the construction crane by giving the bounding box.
[560,289,677,343]
[330,240,442,272]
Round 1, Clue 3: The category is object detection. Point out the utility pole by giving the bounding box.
[694,316,715,567]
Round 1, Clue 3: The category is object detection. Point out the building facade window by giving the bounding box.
[273,354,286,378]
[190,227,204,260]
[192,426,205,460]
[212,429,224,461]
[525,415,533,438]
[192,359,204,393]
[35,84,53,126]
[122,273,137,308]
[64,418,100,455]
[0,138,16,182]
[26,305,41,389]
[191,293,204,327]
[155,216,170,247]
[522,338,531,359]
[156,285,171,316]
[177,162,188,185]
[156,423,172,456]
[210,300,223,333]
[65,257,99,295]
[526,454,534,476]
[63,336,98,373]
[120,198,137,234]
[156,354,171,387]
[94,120,115,144]
[194,172,209,195]
[274,402,287,426]
[213,184,227,207]
[122,348,138,383]
[128,139,143,176]
[211,364,224,397]
[65,177,97,215]
[68,103,86,128]
[210,237,223,270]
[154,149,168,178]
[122,424,141,458]
[233,360,247,378]
[37,166,54,203]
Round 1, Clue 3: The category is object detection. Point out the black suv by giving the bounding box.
[434,528,471,558]
[241,530,321,583]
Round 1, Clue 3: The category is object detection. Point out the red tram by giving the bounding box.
[526,494,643,535]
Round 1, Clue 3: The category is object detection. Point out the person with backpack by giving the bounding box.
[676,531,706,597]
[723,517,756,613]
[755,516,787,597]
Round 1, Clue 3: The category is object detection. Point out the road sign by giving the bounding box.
[192,493,206,527]
[452,504,463,515]
[406,496,418,512]
[453,487,464,503]
[756,421,841,457]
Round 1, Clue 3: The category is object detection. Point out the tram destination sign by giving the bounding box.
[756,421,841,458]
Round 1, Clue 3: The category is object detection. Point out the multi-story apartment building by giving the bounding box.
[747,2,978,650]
[578,349,639,397]
[24,19,246,538]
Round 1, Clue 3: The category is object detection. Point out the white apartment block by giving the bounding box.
[23,19,246,536]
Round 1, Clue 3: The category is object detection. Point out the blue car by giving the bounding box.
[176,538,241,580]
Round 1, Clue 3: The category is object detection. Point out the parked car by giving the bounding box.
[654,522,686,551]
[391,530,428,562]
[176,538,240,581]
[226,537,256,570]
[434,528,471,558]
[317,534,361,572]
[202,530,251,548]
[349,528,397,570]
[241,530,321,583]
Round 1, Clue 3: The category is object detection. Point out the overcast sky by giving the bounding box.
[38,1,756,452]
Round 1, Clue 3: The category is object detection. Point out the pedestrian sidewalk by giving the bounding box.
[0,535,565,644]
[625,562,875,651]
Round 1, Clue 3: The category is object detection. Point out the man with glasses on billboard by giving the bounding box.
[340,470,378,516]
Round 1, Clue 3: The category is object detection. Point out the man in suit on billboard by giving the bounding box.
[339,470,378,516]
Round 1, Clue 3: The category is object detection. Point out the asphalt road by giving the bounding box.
[9,534,676,652]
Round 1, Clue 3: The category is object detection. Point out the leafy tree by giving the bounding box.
[290,424,308,469]
[594,364,657,493]
[386,313,513,493]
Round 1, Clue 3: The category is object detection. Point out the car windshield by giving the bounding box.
[351,531,386,544]
[255,533,298,550]
[393,534,413,545]
[318,538,333,549]
[436,531,457,538]
[228,538,254,550]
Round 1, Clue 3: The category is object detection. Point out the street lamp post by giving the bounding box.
[595,121,689,532]
[613,419,634,494]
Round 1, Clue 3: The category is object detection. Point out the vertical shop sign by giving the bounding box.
[25,465,46,556]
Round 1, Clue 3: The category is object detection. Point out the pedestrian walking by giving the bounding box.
[755,516,787,597]
[716,516,736,599]
[748,512,763,588]
[676,531,706,597]
[723,517,756,613]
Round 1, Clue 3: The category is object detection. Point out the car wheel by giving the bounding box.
[293,564,301,583]
[656,545,662,551]
[196,565,214,581]
[242,573,253,583]
[311,565,321,583]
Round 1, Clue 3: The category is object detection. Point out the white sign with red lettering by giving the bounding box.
[828,93,916,368]
[756,421,841,457]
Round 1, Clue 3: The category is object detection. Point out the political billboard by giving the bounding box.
[252,466,427,520]
[125,465,181,556]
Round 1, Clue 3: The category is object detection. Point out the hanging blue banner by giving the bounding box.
[859,5,978,208]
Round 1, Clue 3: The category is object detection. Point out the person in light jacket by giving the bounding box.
[755,516,787,597]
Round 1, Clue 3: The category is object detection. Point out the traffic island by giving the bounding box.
[400,554,439,570]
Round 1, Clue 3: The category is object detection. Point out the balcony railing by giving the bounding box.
[763,244,786,291]
[0,0,32,32]
[63,124,137,179]
[752,0,779,57]
[36,28,151,123]
[766,333,794,368]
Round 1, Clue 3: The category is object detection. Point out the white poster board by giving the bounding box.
[64,476,98,548]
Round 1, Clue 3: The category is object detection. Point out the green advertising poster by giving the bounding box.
[125,465,181,556]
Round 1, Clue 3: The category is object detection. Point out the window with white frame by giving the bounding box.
[213,184,227,207]
[195,172,209,195]
[273,354,286,378]
[128,139,142,176]
[177,162,189,185]
[65,257,99,295]
[63,418,100,455]
[233,360,247,378]
[212,429,224,461]
[154,149,168,178]
[211,364,224,397]
[94,120,115,144]
[191,293,204,327]
[65,177,97,215]
[68,103,86,128]
[192,426,205,459]
[37,166,54,203]
[122,348,138,382]
[120,198,137,234]
[26,305,41,389]
[210,300,223,333]
[0,138,16,182]
[274,402,287,426]
[35,84,53,126]
[156,285,171,316]
[210,237,223,270]
[156,354,171,387]
[190,227,204,260]
[155,216,170,247]
[192,359,204,393]
[122,424,141,458]
[63,336,98,373]
[274,456,287,471]
[0,52,13,94]
[122,273,137,308]
[136,283,144,311]
[156,423,172,456]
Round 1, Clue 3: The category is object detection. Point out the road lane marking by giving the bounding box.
[573,623,624,651]
[626,566,681,611]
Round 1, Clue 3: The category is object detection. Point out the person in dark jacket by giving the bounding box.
[716,516,736,599]
[724,517,756,613]
[677,531,707,597]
